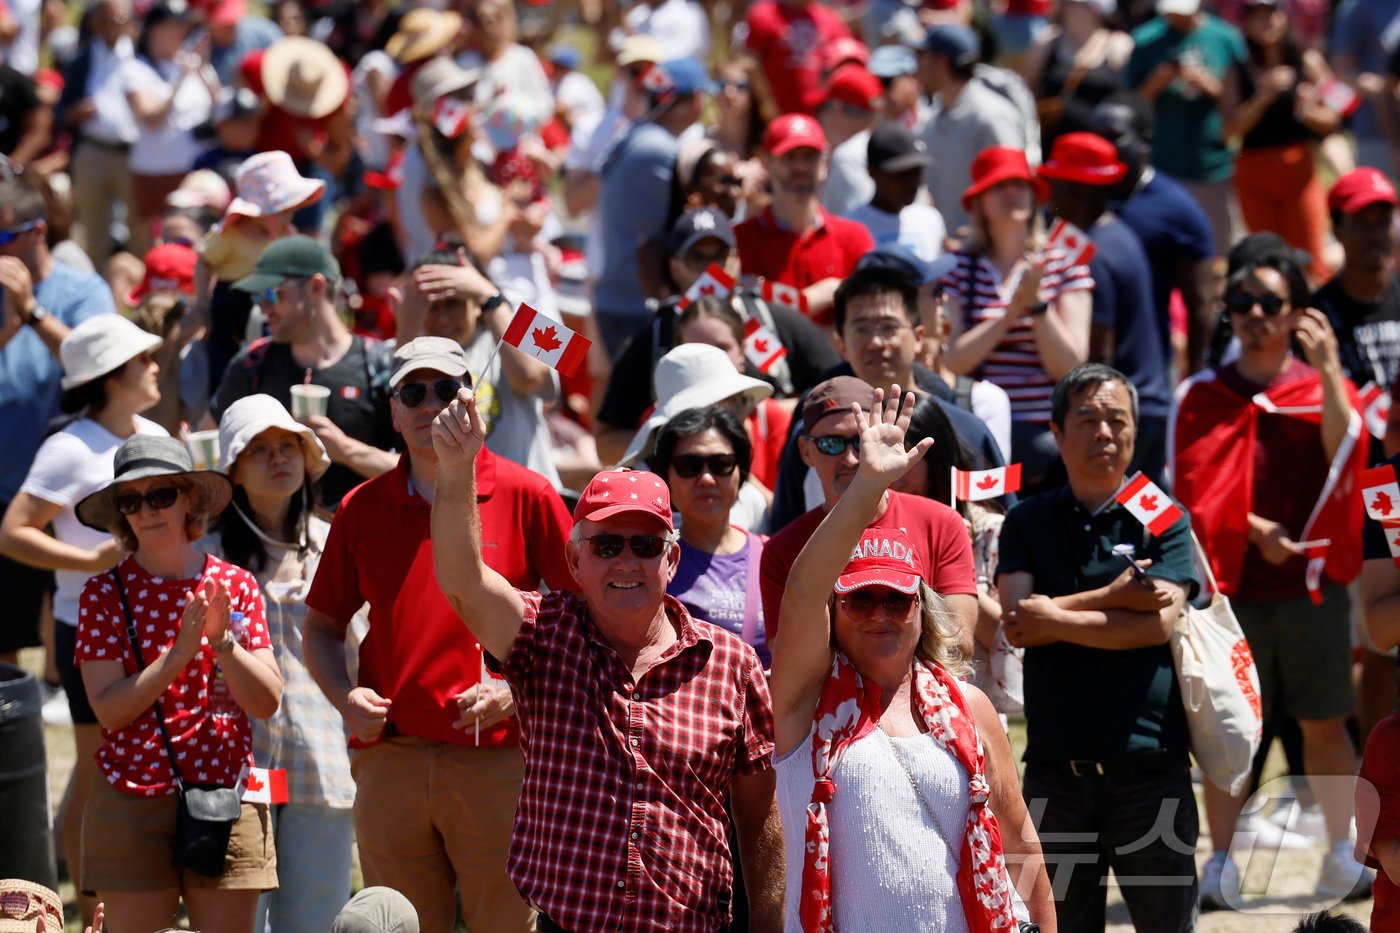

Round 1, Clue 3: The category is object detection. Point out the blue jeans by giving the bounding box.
[255,804,354,933]
[1023,756,1199,933]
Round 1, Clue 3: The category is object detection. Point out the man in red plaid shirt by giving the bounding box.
[428,390,784,933]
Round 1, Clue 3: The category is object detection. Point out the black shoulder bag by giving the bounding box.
[112,570,242,877]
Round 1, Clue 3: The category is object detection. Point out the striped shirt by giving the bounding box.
[942,249,1093,423]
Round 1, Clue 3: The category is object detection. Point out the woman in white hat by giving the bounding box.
[72,434,281,933]
[204,394,352,933]
[0,315,167,917]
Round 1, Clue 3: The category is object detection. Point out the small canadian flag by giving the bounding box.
[1381,521,1400,565]
[743,317,787,373]
[760,279,809,316]
[676,263,735,312]
[1362,464,1400,521]
[502,303,591,377]
[1046,218,1095,266]
[1315,77,1362,118]
[952,464,1022,502]
[432,97,472,139]
[639,62,673,96]
[1114,471,1183,536]
[241,767,288,805]
[1359,382,1391,441]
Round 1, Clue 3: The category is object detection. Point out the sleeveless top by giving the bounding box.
[1239,45,1315,150]
[1039,32,1125,147]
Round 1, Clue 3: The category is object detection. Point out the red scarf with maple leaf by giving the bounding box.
[1169,365,1366,600]
[800,653,1019,933]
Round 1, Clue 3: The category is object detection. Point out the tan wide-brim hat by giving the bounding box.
[261,37,350,120]
[386,8,463,64]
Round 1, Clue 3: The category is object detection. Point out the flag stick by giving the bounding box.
[473,336,505,398]
[950,466,957,510]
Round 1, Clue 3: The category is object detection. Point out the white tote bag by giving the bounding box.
[1172,532,1264,796]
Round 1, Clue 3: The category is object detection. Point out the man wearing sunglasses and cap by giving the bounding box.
[304,336,575,933]
[430,393,784,933]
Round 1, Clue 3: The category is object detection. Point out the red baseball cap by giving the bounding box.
[763,113,828,156]
[1037,132,1126,187]
[818,37,869,76]
[207,0,246,28]
[1328,167,1398,215]
[961,146,1048,211]
[824,65,883,112]
[127,243,197,306]
[573,469,674,531]
[835,527,923,595]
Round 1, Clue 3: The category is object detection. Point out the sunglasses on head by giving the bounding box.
[579,533,675,559]
[810,434,860,456]
[1224,290,1287,317]
[114,486,182,515]
[393,379,464,408]
[840,589,919,619]
[671,453,738,479]
[0,218,42,245]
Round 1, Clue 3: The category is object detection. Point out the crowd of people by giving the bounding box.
[4,0,1400,930]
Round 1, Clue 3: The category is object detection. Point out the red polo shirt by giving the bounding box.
[734,206,874,326]
[307,451,575,748]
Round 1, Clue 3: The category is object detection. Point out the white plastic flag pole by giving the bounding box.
[950,466,957,510]
[473,336,505,399]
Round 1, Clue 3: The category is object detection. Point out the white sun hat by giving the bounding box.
[217,393,331,481]
[617,342,773,468]
[59,315,162,391]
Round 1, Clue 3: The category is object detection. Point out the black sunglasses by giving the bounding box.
[114,486,182,515]
[810,434,860,456]
[579,533,674,559]
[671,453,738,479]
[1224,290,1287,317]
[393,379,464,408]
[840,589,919,619]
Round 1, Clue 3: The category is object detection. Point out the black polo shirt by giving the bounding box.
[997,485,1198,765]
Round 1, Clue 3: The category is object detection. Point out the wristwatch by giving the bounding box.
[481,292,508,314]
[23,303,48,326]
[1027,302,1049,317]
[213,631,236,654]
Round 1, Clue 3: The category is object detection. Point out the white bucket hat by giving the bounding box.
[225,150,326,220]
[59,314,162,391]
[618,343,772,467]
[217,394,331,481]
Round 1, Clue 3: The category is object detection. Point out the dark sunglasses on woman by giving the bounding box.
[579,533,675,559]
[1224,290,1286,317]
[393,379,465,408]
[671,453,738,479]
[840,589,919,619]
[114,486,182,515]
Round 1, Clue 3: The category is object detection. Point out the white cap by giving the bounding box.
[618,343,772,467]
[59,315,162,391]
[217,393,331,480]
[1157,0,1201,14]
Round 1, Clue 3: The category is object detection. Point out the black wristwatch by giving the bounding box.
[1026,301,1049,317]
[481,292,508,314]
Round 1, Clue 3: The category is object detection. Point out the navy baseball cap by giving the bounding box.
[857,243,956,287]
[924,25,980,67]
[669,207,735,256]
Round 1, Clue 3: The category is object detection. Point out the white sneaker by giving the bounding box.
[1200,852,1238,911]
[1236,810,1313,850]
[40,684,71,727]
[1317,841,1375,902]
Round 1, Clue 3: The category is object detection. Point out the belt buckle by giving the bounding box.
[1069,759,1105,778]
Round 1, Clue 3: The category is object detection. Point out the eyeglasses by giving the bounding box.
[840,589,919,619]
[114,486,182,515]
[671,453,738,478]
[0,219,42,245]
[1224,290,1287,317]
[845,320,910,343]
[579,533,676,559]
[393,379,464,408]
[809,434,860,456]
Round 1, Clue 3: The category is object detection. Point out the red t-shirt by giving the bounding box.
[743,0,853,114]
[734,207,874,326]
[747,398,792,491]
[1358,712,1400,927]
[306,451,576,748]
[241,49,352,165]
[76,555,271,797]
[759,489,977,641]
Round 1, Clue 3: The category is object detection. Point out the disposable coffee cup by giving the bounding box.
[186,430,220,471]
[289,384,331,420]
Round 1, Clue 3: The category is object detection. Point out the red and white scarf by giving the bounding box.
[801,653,1019,933]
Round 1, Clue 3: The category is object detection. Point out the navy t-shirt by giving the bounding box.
[1115,171,1215,359]
[1089,216,1172,418]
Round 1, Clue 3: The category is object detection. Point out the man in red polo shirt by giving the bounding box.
[734,113,875,327]
[304,336,574,933]
[430,395,784,933]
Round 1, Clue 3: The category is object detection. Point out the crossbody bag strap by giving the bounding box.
[1188,528,1222,597]
[112,569,185,791]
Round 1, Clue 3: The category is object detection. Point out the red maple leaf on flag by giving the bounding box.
[1139,493,1159,512]
[246,771,265,792]
[753,338,769,353]
[532,325,562,353]
[976,475,999,490]
[1392,532,1400,550]
[1373,491,1394,517]
[699,284,715,295]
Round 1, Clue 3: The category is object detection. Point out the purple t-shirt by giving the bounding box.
[669,536,768,666]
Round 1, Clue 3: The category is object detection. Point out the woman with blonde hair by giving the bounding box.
[940,146,1093,489]
[770,386,1054,932]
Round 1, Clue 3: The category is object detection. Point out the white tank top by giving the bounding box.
[775,723,972,932]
